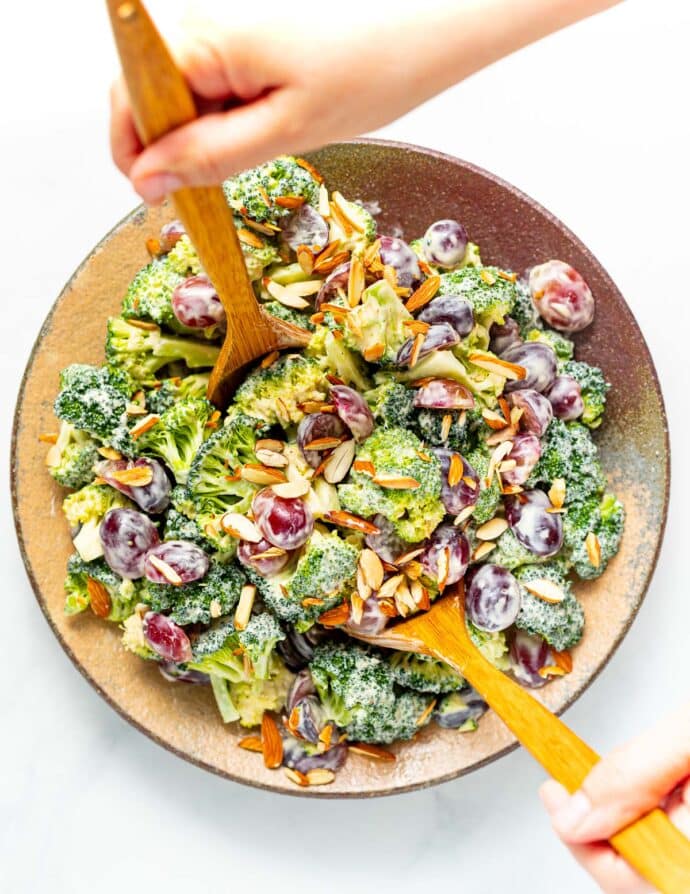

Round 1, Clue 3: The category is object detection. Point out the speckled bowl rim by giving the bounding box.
[11,138,670,798]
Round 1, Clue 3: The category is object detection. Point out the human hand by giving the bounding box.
[110,0,621,204]
[540,704,690,892]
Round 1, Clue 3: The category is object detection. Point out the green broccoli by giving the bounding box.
[232,354,328,426]
[563,492,624,579]
[510,282,539,332]
[62,482,134,562]
[105,316,220,384]
[228,662,294,727]
[561,360,609,428]
[338,427,444,541]
[307,327,372,391]
[46,421,100,489]
[165,234,203,276]
[525,327,574,362]
[515,563,585,651]
[347,689,434,744]
[464,449,502,525]
[188,619,246,681]
[143,559,246,625]
[64,554,141,621]
[485,527,549,571]
[223,156,320,225]
[163,507,215,550]
[343,280,412,365]
[135,397,215,484]
[53,364,134,451]
[364,375,415,428]
[121,255,188,333]
[388,651,465,693]
[413,406,482,452]
[528,419,605,504]
[438,266,519,328]
[237,612,286,680]
[263,300,315,332]
[144,373,211,414]
[467,622,510,670]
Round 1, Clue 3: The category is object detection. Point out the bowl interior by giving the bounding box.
[12,140,668,797]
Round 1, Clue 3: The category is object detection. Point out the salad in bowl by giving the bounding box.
[43,155,623,787]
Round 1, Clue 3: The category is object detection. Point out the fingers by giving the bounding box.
[548,704,690,844]
[540,781,652,894]
[109,77,143,176]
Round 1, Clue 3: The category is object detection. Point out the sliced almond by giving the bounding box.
[261,713,283,769]
[250,547,287,561]
[271,478,311,499]
[305,768,336,786]
[377,573,405,602]
[482,408,509,430]
[524,578,565,604]
[302,597,325,607]
[284,767,309,786]
[468,352,527,381]
[480,269,496,285]
[242,215,281,236]
[538,665,567,678]
[125,401,148,416]
[348,743,396,762]
[498,459,517,472]
[402,559,423,581]
[237,227,265,249]
[476,517,509,541]
[349,590,364,626]
[363,342,386,362]
[472,541,497,561]
[126,318,159,331]
[448,453,464,488]
[323,439,355,484]
[372,474,420,490]
[318,182,330,217]
[394,578,416,617]
[353,459,376,477]
[324,510,380,535]
[275,194,306,209]
[486,425,518,447]
[331,191,366,233]
[485,440,514,488]
[407,332,425,369]
[454,505,476,525]
[110,465,154,487]
[259,350,280,369]
[498,270,518,283]
[255,448,289,468]
[220,512,262,542]
[405,275,441,313]
[130,415,161,440]
[395,546,425,566]
[148,554,183,586]
[266,280,310,309]
[586,531,602,568]
[318,602,351,627]
[240,464,288,485]
[38,432,58,446]
[284,279,324,297]
[234,584,257,630]
[297,245,315,275]
[238,735,264,754]
[295,156,324,183]
[348,255,365,307]
[416,698,437,727]
[356,565,372,602]
[304,436,344,451]
[97,446,122,460]
[359,549,384,591]
[548,478,567,510]
[314,250,350,275]
[209,599,222,619]
[441,412,453,442]
[87,577,111,618]
[510,406,524,427]
[552,650,573,673]
[437,546,451,593]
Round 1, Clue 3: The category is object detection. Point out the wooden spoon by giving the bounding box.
[106,0,311,407]
[353,590,690,893]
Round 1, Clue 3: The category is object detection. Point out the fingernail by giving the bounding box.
[551,790,592,834]
[136,173,184,204]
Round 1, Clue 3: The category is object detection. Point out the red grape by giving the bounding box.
[413,379,474,410]
[282,205,330,252]
[143,611,192,662]
[509,389,553,437]
[505,490,563,557]
[546,374,584,421]
[252,490,314,550]
[502,342,557,394]
[172,275,225,328]
[418,295,474,337]
[296,412,348,467]
[379,235,421,288]
[422,219,468,268]
[529,260,594,333]
[510,630,551,688]
[365,514,413,564]
[100,507,160,579]
[490,317,522,356]
[345,596,389,636]
[237,535,292,577]
[421,523,470,586]
[330,385,374,441]
[315,261,350,309]
[501,433,541,486]
[160,220,185,252]
[96,458,171,514]
[144,540,210,585]
[465,564,521,632]
[433,448,479,515]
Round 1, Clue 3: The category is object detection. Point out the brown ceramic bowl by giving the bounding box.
[12,139,669,797]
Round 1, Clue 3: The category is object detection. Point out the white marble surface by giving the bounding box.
[1,1,689,891]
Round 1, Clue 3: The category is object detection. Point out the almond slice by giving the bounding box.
[240,464,288,485]
[259,350,280,369]
[454,505,476,525]
[441,412,452,442]
[266,280,310,309]
[318,183,330,217]
[476,517,509,541]
[284,767,309,786]
[304,436,344,451]
[363,342,386,362]
[395,547,425,566]
[538,665,567,678]
[510,406,524,427]
[377,573,405,601]
[331,191,366,233]
[468,353,527,381]
[318,602,351,627]
[297,245,315,275]
[524,578,565,604]
[353,459,376,477]
[323,439,355,484]
[349,590,364,625]
[356,566,372,602]
[110,465,154,487]
[220,512,262,542]
[324,510,380,535]
[482,408,509,430]
[405,275,441,313]
[238,735,264,753]
[209,599,222,619]
[486,425,518,447]
[372,474,420,490]
[408,332,425,368]
[255,448,289,468]
[394,578,416,616]
[271,478,311,499]
[480,269,496,285]
[147,554,183,586]
[87,577,112,618]
[284,279,324,297]
[127,318,159,331]
[275,195,306,209]
[314,250,350,275]
[251,546,287,561]
[437,546,451,593]
[548,478,567,510]
[242,215,281,236]
[305,768,336,786]
[237,227,265,249]
[261,713,283,769]
[359,548,384,591]
[585,531,602,568]
[295,156,324,183]
[130,415,161,440]
[234,584,257,631]
[552,650,573,673]
[448,453,464,488]
[348,743,396,762]
[96,446,122,460]
[472,541,497,561]
[416,698,437,727]
[347,255,365,307]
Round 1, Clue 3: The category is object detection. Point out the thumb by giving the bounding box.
[549,703,690,844]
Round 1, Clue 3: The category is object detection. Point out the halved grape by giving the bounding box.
[346,596,389,636]
[237,535,292,577]
[252,490,314,550]
[502,342,557,394]
[160,219,185,252]
[422,219,468,268]
[315,261,350,309]
[413,379,474,410]
[490,317,522,356]
[501,433,541,486]
[282,205,330,252]
[144,540,210,585]
[505,490,563,557]
[529,260,594,332]
[277,627,328,670]
[296,412,348,467]
[418,294,474,337]
[433,688,488,729]
[509,389,553,437]
[421,523,469,586]
[172,274,225,328]
[287,669,317,711]
[159,663,209,684]
[282,734,348,773]
[510,630,551,688]
[96,458,171,514]
[365,514,413,564]
[396,322,460,366]
[546,374,585,421]
[100,507,160,579]
[143,611,192,662]
[432,448,479,515]
[465,564,521,632]
[330,385,374,441]
[379,235,422,288]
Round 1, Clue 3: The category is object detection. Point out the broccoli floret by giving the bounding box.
[327,194,376,252]
[414,407,482,452]
[229,660,294,727]
[144,373,211,414]
[525,327,574,362]
[64,554,141,621]
[238,613,286,680]
[396,347,504,408]
[53,364,134,451]
[515,563,585,651]
[62,482,134,562]
[105,317,220,384]
[143,559,246,625]
[307,327,372,391]
[122,255,187,333]
[528,419,605,504]
[343,280,412,365]
[347,689,434,744]
[467,622,510,670]
[438,267,519,328]
[338,427,444,542]
[135,397,214,484]
[166,234,203,276]
[263,301,315,332]
[232,354,328,426]
[163,507,215,550]
[564,492,624,579]
[561,360,609,429]
[188,618,246,680]
[486,527,548,571]
[121,612,158,660]
[388,652,464,693]
[464,449,501,525]
[223,156,320,225]
[364,375,415,428]
[46,421,100,489]
[511,282,539,332]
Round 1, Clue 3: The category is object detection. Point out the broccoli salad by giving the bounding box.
[44,154,623,787]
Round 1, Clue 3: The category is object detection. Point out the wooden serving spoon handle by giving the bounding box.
[106,0,307,406]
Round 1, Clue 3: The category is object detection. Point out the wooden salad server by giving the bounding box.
[106,0,311,407]
[353,589,690,892]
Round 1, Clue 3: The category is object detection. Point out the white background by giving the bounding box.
[1,2,688,891]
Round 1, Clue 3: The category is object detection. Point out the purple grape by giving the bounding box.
[529,260,594,333]
[365,514,413,564]
[378,235,421,288]
[315,261,350,309]
[282,205,330,252]
[396,322,460,366]
[282,734,348,773]
[423,219,468,268]
[418,294,474,338]
[502,342,557,394]
[501,433,541,487]
[99,507,160,579]
[277,627,327,670]
[432,448,479,515]
[252,490,314,550]
[505,490,563,557]
[433,688,488,729]
[509,389,553,437]
[413,379,474,410]
[160,219,185,252]
[237,535,292,577]
[330,385,374,441]
[346,596,389,637]
[421,523,469,586]
[143,611,192,662]
[172,275,225,328]
[490,317,522,356]
[96,458,171,514]
[287,669,317,711]
[158,663,209,684]
[144,540,210,585]
[510,630,551,688]
[296,412,348,467]
[546,374,585,421]
[465,564,522,632]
